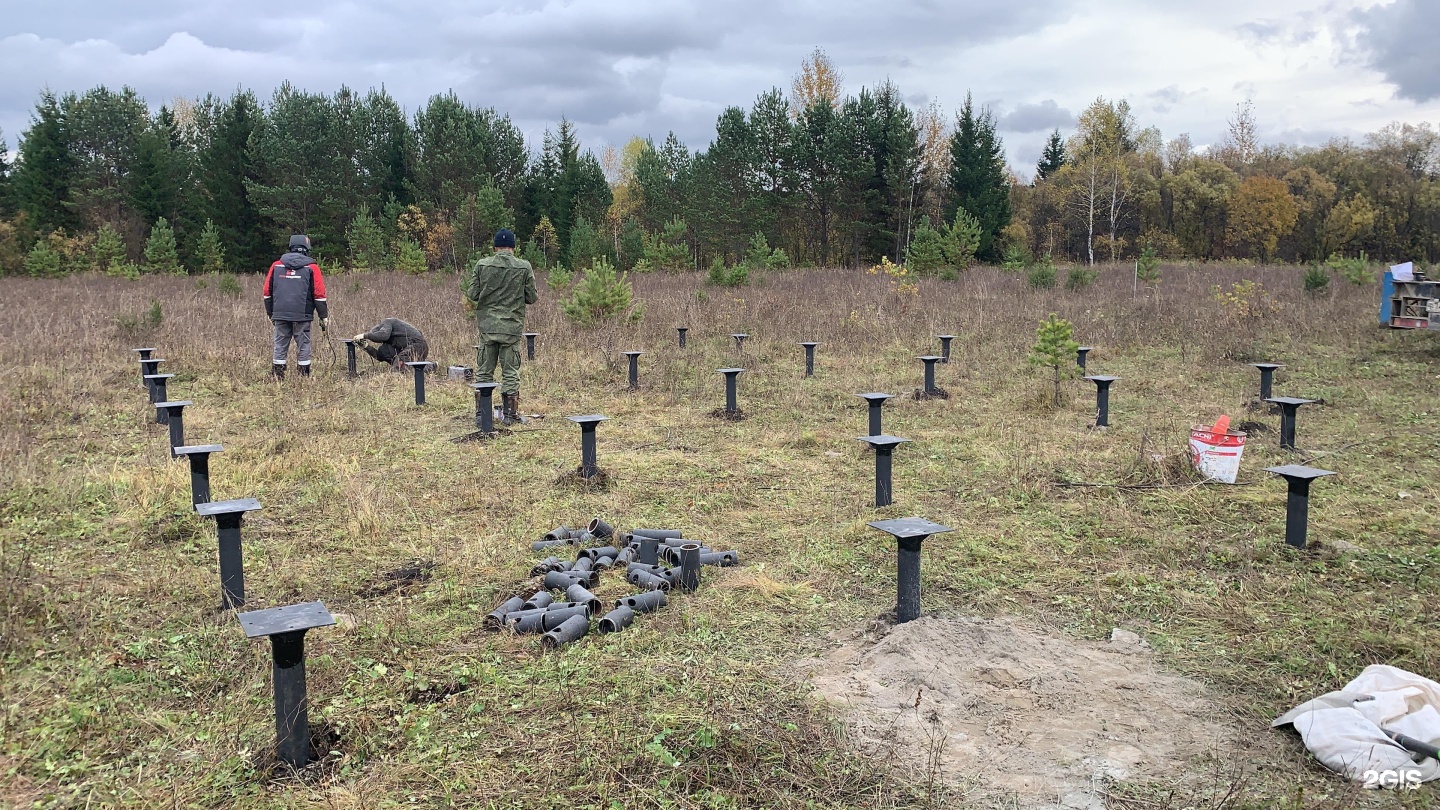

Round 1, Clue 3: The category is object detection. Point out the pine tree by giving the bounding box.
[1036,129,1066,181]
[563,256,640,325]
[346,209,386,271]
[1028,314,1079,406]
[91,224,127,272]
[195,219,227,274]
[566,215,610,270]
[142,218,184,275]
[947,93,1011,262]
[196,91,265,271]
[25,238,62,277]
[942,208,982,268]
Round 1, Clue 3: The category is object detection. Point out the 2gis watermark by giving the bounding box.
[1362,768,1423,790]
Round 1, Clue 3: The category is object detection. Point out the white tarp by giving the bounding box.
[1273,665,1440,789]
[1391,261,1415,282]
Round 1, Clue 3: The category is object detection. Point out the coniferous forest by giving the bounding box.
[1,52,1437,278]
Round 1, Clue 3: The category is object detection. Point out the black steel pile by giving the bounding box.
[484,518,741,650]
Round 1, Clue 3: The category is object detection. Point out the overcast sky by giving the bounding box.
[2,0,1438,178]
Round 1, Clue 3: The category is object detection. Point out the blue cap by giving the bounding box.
[494,229,516,248]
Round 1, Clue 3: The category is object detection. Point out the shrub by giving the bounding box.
[195,219,226,274]
[1002,243,1030,273]
[92,224,127,273]
[546,263,574,291]
[566,216,610,271]
[643,218,691,272]
[942,208,982,269]
[143,299,163,330]
[347,209,387,271]
[744,231,789,271]
[1325,251,1372,285]
[1303,263,1331,294]
[24,239,62,277]
[1026,255,1057,289]
[905,217,947,276]
[143,218,185,275]
[108,262,142,280]
[1135,244,1162,287]
[563,256,643,325]
[520,238,546,269]
[1065,265,1097,291]
[395,239,427,275]
[707,256,750,288]
[217,273,243,298]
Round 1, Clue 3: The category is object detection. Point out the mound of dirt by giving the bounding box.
[804,616,1241,809]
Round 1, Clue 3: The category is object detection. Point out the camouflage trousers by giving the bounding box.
[475,333,522,394]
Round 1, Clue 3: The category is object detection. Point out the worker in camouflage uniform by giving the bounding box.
[352,317,428,370]
[463,229,537,425]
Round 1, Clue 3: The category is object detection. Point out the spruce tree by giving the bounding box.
[142,218,184,275]
[14,91,78,235]
[1036,129,1066,181]
[904,217,947,276]
[946,93,1011,262]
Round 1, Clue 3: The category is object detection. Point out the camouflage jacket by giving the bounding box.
[463,251,538,336]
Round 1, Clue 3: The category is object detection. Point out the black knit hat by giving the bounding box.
[494,229,516,248]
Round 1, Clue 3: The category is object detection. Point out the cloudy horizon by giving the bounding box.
[2,0,1438,177]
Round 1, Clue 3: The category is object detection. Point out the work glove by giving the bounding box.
[352,333,366,343]
[318,317,329,332]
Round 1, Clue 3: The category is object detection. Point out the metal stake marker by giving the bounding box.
[868,517,953,624]
[405,361,433,405]
[196,497,262,609]
[173,444,223,506]
[718,368,745,415]
[1084,375,1121,427]
[154,400,193,452]
[1076,346,1093,372]
[469,382,499,433]
[133,349,157,385]
[1264,465,1336,549]
[917,356,943,397]
[856,435,911,507]
[623,351,642,390]
[237,602,336,770]
[523,333,539,361]
[566,415,609,480]
[144,373,174,407]
[677,327,688,348]
[139,358,165,395]
[1250,363,1284,401]
[856,392,894,436]
[341,340,358,378]
[731,333,748,353]
[678,543,702,592]
[937,335,954,364]
[800,342,819,377]
[1266,396,1316,450]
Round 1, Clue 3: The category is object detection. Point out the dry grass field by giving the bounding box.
[2,262,1438,809]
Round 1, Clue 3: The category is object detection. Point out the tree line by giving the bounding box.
[0,51,1435,279]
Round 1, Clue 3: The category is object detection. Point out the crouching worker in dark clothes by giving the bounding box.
[352,318,429,369]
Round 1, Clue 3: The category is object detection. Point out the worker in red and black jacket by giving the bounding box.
[263,234,329,379]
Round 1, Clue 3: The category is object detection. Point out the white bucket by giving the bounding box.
[1189,426,1246,484]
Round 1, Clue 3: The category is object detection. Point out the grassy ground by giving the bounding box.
[2,263,1438,809]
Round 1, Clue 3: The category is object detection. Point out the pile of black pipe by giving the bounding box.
[484,518,741,650]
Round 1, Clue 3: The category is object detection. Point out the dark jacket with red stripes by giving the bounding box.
[263,252,329,322]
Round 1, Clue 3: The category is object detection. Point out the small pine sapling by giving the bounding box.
[1135,244,1161,288]
[1029,314,1079,407]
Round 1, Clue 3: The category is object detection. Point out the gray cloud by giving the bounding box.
[0,0,1067,154]
[1352,0,1440,102]
[998,100,1073,133]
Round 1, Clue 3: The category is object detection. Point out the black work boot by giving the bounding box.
[298,364,311,377]
[501,393,521,425]
[271,364,286,381]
